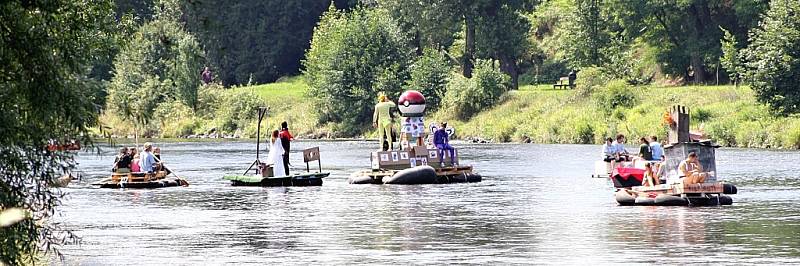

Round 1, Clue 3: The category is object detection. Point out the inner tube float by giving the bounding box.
[615,189,636,206]
[383,166,437,185]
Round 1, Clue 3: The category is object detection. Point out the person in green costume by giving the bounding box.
[373,92,396,151]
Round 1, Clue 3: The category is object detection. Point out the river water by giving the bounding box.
[59,140,800,264]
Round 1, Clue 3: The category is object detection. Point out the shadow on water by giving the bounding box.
[59,141,800,264]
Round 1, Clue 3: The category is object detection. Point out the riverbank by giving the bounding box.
[431,84,800,149]
[100,77,800,149]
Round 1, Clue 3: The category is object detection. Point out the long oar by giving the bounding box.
[153,155,189,186]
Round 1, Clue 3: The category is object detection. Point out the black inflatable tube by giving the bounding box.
[348,175,379,184]
[383,166,437,185]
[723,183,738,194]
[654,194,689,206]
[634,197,655,206]
[718,195,733,205]
[615,190,635,206]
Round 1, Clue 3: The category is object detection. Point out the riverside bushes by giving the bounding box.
[441,59,510,120]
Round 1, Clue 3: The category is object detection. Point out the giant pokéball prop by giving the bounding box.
[398,90,426,117]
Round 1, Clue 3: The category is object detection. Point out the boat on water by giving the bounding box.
[92,171,188,189]
[222,107,330,187]
[349,90,481,185]
[600,105,738,206]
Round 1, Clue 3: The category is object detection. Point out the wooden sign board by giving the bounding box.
[304,147,320,162]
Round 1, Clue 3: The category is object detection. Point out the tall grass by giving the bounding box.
[433,83,800,149]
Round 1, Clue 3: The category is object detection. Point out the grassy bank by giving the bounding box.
[100,77,327,139]
[100,77,800,149]
[431,84,800,149]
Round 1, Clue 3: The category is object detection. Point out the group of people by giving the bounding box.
[265,121,293,177]
[113,143,164,174]
[372,93,456,167]
[602,134,664,165]
[602,134,710,187]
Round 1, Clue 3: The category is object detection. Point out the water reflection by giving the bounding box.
[58,141,800,264]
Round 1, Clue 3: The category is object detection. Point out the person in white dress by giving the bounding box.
[266,130,286,177]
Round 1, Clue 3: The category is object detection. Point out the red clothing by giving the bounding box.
[278,129,293,141]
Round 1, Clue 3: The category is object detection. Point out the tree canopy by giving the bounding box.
[0,0,117,264]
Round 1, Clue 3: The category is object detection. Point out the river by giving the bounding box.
[59,140,800,264]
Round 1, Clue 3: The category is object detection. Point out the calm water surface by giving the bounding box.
[59,141,800,264]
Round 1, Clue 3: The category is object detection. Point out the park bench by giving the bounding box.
[553,71,577,89]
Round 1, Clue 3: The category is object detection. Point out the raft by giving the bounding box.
[223,172,329,187]
[615,182,737,207]
[349,165,481,185]
[91,171,189,189]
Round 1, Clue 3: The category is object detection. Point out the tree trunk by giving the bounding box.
[499,53,519,90]
[462,14,475,78]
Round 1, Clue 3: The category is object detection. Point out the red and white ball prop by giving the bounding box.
[398,90,426,117]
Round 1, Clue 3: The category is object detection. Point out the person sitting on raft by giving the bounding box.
[649,136,663,160]
[138,142,157,174]
[678,152,707,186]
[612,134,630,161]
[113,147,132,173]
[642,162,660,187]
[433,122,456,167]
[635,137,653,163]
[130,147,141,172]
[602,137,621,168]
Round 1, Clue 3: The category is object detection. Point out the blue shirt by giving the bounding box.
[433,129,449,146]
[650,142,663,160]
[139,151,157,172]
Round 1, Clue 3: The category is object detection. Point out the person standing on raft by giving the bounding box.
[434,122,456,167]
[373,92,396,151]
[278,121,293,176]
[267,130,286,177]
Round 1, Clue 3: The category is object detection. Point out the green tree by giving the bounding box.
[742,0,800,114]
[607,0,767,84]
[408,49,453,112]
[720,27,743,87]
[0,0,116,264]
[182,0,335,86]
[304,6,413,136]
[108,1,205,128]
[442,59,510,119]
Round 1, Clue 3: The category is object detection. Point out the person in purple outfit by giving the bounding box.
[433,122,456,167]
[201,67,212,84]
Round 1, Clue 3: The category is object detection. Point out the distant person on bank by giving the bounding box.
[433,122,456,167]
[649,136,663,160]
[201,67,212,84]
[279,121,293,176]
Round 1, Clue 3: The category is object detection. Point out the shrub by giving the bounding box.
[594,80,638,114]
[213,90,265,133]
[408,48,452,111]
[742,0,800,115]
[442,59,510,120]
[574,66,609,97]
[107,13,205,125]
[303,7,413,136]
[692,107,713,123]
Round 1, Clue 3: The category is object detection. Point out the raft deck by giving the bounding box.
[352,165,480,184]
[92,171,188,189]
[223,172,329,187]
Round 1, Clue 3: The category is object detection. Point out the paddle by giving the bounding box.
[152,155,188,186]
